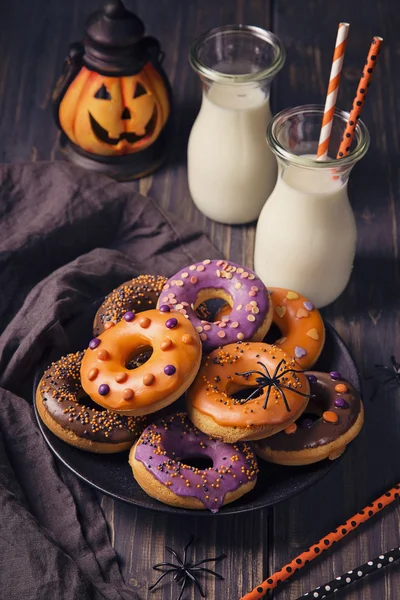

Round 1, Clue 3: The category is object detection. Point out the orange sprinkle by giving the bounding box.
[335,383,347,393]
[323,410,338,423]
[284,423,297,434]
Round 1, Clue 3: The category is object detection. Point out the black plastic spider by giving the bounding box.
[367,355,400,400]
[148,535,226,600]
[235,359,311,412]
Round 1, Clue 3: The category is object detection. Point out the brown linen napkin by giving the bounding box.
[0,161,219,600]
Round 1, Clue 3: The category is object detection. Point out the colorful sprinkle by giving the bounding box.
[276,306,286,318]
[87,368,99,381]
[287,291,299,300]
[97,349,110,361]
[303,301,314,311]
[122,388,134,401]
[307,328,319,340]
[164,364,176,376]
[335,383,348,393]
[139,317,151,328]
[323,411,339,423]
[296,308,309,319]
[335,398,349,409]
[143,374,155,386]
[115,372,128,383]
[284,423,297,434]
[306,374,317,384]
[160,339,173,351]
[182,334,193,344]
[159,305,171,313]
[124,311,135,321]
[330,371,342,380]
[89,338,101,350]
[295,346,307,358]
[165,318,178,329]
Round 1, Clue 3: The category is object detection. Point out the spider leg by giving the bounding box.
[153,561,179,571]
[191,553,227,567]
[235,369,265,378]
[269,359,285,380]
[165,546,183,565]
[177,574,189,600]
[185,569,206,597]
[262,384,272,410]
[240,385,263,404]
[183,535,195,565]
[148,568,178,590]
[272,382,291,412]
[276,367,308,379]
[391,355,400,372]
[257,361,274,379]
[370,377,396,401]
[190,566,225,580]
[278,384,311,398]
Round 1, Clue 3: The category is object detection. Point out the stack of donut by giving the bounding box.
[36,260,364,512]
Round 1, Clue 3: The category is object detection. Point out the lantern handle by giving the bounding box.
[140,36,165,65]
[52,43,84,129]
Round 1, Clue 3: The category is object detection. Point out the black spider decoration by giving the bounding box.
[149,535,226,600]
[235,359,311,412]
[367,355,400,400]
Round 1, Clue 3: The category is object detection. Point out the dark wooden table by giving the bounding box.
[2,0,400,598]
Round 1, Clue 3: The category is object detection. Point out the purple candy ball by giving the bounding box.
[89,338,101,350]
[159,305,171,313]
[124,311,135,322]
[334,397,349,409]
[307,374,317,384]
[98,384,110,396]
[165,317,178,329]
[164,364,176,376]
[330,371,342,380]
[300,418,314,429]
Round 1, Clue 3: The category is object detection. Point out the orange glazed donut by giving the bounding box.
[269,287,325,369]
[187,342,310,443]
[81,307,202,416]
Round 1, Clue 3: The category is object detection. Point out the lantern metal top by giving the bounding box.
[82,0,156,75]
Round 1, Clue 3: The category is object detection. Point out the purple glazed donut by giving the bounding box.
[129,413,258,512]
[157,259,273,352]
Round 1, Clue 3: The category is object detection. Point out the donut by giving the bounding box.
[269,287,325,368]
[254,371,364,465]
[93,274,167,336]
[36,351,146,453]
[186,342,310,443]
[158,259,273,352]
[129,413,258,512]
[81,307,202,416]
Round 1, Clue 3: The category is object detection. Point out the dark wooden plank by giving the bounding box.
[2,0,399,598]
[269,1,400,598]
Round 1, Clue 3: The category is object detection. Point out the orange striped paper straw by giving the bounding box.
[316,22,350,160]
[337,36,383,158]
[240,482,400,600]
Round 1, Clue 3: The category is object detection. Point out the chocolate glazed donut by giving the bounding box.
[36,351,146,453]
[93,274,167,336]
[254,371,364,465]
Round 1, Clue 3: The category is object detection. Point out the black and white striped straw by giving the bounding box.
[296,545,400,599]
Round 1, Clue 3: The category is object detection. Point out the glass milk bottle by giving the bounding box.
[254,105,370,308]
[188,25,285,224]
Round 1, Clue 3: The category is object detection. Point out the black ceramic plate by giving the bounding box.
[33,301,361,516]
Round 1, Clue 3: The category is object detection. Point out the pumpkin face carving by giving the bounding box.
[59,63,170,156]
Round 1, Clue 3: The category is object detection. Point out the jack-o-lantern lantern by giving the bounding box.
[53,0,171,179]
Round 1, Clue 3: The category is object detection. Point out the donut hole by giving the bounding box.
[125,345,153,370]
[230,386,264,402]
[176,456,214,470]
[194,289,233,323]
[263,322,284,344]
